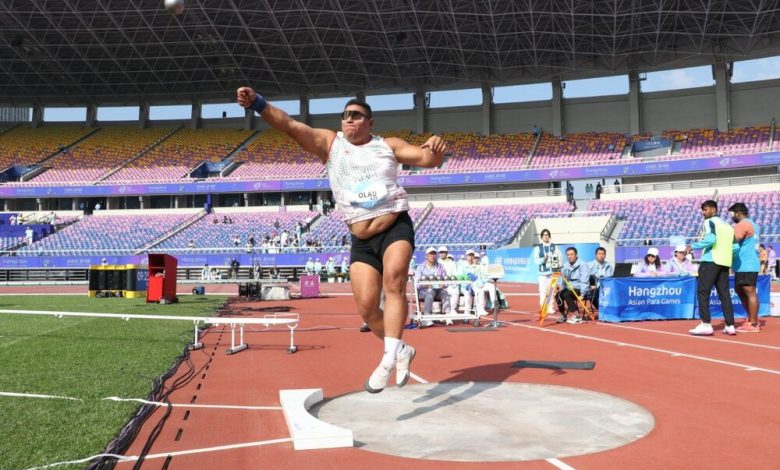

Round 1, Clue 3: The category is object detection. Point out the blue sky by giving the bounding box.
[41,55,780,122]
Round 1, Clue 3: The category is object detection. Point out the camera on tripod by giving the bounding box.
[547,252,562,272]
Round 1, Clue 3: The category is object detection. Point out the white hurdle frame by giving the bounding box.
[0,309,299,355]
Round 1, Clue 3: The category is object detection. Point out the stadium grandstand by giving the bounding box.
[1,2,779,470]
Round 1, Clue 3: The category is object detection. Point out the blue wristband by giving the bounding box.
[251,94,267,114]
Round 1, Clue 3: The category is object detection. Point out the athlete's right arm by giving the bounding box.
[237,87,335,163]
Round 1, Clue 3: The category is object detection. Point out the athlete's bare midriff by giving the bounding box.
[349,212,399,240]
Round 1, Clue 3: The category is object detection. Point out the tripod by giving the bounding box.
[538,271,593,325]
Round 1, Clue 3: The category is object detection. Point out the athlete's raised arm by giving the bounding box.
[237,87,335,163]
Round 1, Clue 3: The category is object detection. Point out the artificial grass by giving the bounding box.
[0,295,225,470]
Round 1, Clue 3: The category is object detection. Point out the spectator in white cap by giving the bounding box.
[415,247,451,326]
[458,250,484,316]
[667,244,696,276]
[479,251,489,266]
[437,246,461,316]
[305,257,315,274]
[634,247,666,277]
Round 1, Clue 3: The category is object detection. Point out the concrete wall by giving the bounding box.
[730,78,780,127]
[563,94,629,133]
[642,87,717,133]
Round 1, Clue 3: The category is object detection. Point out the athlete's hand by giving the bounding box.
[421,135,447,156]
[237,87,257,108]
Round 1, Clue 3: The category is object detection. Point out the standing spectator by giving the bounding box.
[758,244,768,275]
[729,203,761,333]
[296,221,303,239]
[187,239,195,249]
[595,182,602,199]
[94,202,101,211]
[313,258,323,277]
[24,226,34,245]
[200,263,212,281]
[687,200,736,336]
[767,245,777,279]
[532,124,540,137]
[274,218,281,230]
[588,247,613,309]
[534,229,561,315]
[613,179,621,192]
[305,257,315,274]
[229,257,240,279]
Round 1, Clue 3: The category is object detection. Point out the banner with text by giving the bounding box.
[599,277,697,322]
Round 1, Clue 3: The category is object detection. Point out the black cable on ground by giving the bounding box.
[87,298,228,469]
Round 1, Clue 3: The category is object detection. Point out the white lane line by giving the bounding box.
[410,372,429,384]
[505,321,780,375]
[26,438,293,469]
[504,308,780,352]
[103,397,282,410]
[546,457,576,470]
[0,391,82,401]
[596,320,780,351]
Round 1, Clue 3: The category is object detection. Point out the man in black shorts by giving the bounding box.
[730,203,761,332]
[237,86,446,392]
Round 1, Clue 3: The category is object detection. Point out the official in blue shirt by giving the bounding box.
[556,247,590,324]
[588,246,613,310]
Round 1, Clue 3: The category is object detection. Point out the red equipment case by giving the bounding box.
[146,254,178,303]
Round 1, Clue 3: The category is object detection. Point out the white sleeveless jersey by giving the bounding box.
[327,132,409,225]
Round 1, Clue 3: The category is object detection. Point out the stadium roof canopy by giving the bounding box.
[2,0,780,105]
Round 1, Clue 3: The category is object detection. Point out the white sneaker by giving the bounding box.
[689,322,714,336]
[365,363,394,393]
[395,345,416,387]
[445,319,453,326]
[722,325,737,336]
[420,320,434,328]
[476,309,490,317]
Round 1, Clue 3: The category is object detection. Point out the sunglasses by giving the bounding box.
[341,110,369,121]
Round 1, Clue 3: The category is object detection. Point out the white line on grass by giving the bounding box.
[24,438,293,469]
[0,391,82,401]
[504,321,780,375]
[104,396,282,410]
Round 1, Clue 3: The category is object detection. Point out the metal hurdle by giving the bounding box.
[0,309,299,355]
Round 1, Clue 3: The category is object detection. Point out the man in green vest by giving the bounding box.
[686,200,736,336]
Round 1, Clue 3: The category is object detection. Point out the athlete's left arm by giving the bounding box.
[385,135,447,168]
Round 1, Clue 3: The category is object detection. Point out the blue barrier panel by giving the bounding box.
[696,274,771,318]
[599,276,697,322]
[487,244,598,283]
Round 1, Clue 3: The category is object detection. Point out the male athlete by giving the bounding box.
[237,87,446,392]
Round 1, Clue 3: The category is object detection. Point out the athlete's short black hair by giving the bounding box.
[344,98,372,118]
[566,246,578,255]
[728,202,748,215]
[595,247,606,255]
[701,200,718,210]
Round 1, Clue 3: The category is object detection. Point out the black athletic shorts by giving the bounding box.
[350,211,415,274]
[735,271,758,287]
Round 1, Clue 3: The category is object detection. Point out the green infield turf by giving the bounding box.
[0,295,226,470]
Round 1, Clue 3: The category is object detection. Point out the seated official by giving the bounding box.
[458,250,481,315]
[269,265,281,279]
[556,247,590,324]
[634,247,666,277]
[415,247,451,326]
[304,258,315,274]
[666,244,696,276]
[437,246,461,315]
[587,247,613,309]
[473,253,498,316]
